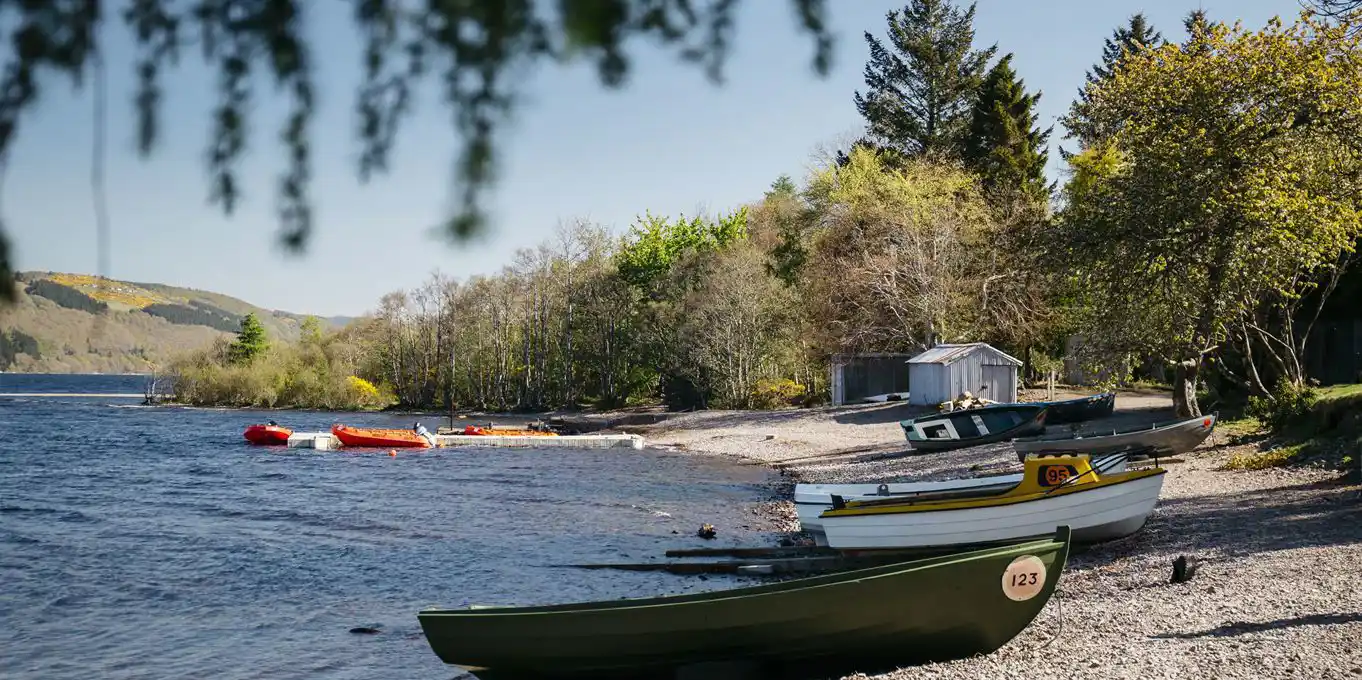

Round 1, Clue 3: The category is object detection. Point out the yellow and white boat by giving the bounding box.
[818,454,1165,550]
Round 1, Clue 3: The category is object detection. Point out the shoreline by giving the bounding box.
[625,391,1362,679]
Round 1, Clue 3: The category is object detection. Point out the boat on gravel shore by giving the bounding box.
[901,403,1048,452]
[794,452,1131,544]
[1028,391,1116,425]
[1011,413,1217,461]
[417,526,1073,679]
[818,454,1164,550]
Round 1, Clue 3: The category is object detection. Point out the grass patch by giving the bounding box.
[1221,444,1304,471]
[1221,383,1362,475]
[1317,383,1362,401]
[1217,415,1267,440]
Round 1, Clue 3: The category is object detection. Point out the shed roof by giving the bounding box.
[907,342,1022,367]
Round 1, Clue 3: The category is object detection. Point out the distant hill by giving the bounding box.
[0,272,349,373]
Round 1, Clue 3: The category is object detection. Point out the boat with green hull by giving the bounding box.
[417,526,1073,679]
[901,403,1048,452]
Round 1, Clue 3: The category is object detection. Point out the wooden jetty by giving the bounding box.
[435,433,644,449]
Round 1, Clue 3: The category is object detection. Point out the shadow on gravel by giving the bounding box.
[830,402,932,425]
[647,409,825,433]
[1069,478,1362,567]
[1151,611,1362,639]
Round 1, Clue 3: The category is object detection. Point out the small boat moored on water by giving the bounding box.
[1012,413,1218,461]
[901,403,1048,451]
[331,424,432,448]
[818,453,1165,550]
[794,452,1132,543]
[243,423,291,445]
[1030,391,1116,425]
[417,526,1073,679]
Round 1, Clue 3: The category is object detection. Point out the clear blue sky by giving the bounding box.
[3,0,1304,317]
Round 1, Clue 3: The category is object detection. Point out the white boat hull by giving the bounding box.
[817,472,1164,550]
[794,455,1129,537]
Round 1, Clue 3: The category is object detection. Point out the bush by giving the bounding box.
[1221,444,1303,471]
[749,377,806,410]
[1245,381,1319,432]
[167,335,392,410]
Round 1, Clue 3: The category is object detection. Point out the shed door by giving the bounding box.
[981,365,1013,403]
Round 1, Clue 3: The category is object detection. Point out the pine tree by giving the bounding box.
[1066,14,1163,152]
[228,313,269,364]
[1182,9,1215,55]
[1085,14,1162,91]
[852,0,997,158]
[963,54,1052,201]
[765,175,798,199]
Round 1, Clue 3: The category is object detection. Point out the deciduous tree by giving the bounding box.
[1054,13,1362,417]
[802,146,1008,353]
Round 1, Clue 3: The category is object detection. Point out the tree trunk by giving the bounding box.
[1172,357,1202,418]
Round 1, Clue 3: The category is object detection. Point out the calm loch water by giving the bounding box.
[0,374,782,679]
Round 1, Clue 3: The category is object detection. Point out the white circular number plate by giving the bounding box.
[1001,555,1047,601]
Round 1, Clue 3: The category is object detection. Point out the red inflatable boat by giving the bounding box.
[244,423,292,445]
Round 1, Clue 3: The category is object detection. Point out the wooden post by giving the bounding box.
[1047,370,1055,401]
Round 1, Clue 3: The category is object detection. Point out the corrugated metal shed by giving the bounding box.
[907,343,1021,406]
[829,353,913,406]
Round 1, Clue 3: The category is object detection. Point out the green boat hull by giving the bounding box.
[901,404,1048,452]
[417,527,1073,679]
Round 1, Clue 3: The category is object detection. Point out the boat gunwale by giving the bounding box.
[417,530,1069,618]
[901,402,1047,427]
[1013,413,1217,445]
[821,468,1166,517]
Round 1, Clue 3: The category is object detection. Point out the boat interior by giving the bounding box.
[828,453,1141,511]
[1018,413,1217,442]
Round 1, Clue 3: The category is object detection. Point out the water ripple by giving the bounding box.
[0,374,780,680]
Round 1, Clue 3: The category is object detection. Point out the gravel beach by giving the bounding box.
[626,389,1362,679]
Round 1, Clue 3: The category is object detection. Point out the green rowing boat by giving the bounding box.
[417,526,1072,679]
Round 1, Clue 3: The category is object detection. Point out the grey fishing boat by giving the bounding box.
[1012,413,1217,462]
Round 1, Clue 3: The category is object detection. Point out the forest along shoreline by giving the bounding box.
[608,390,1362,679]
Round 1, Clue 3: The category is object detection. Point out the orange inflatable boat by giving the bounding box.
[331,424,433,448]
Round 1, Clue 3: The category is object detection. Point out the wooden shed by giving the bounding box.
[906,343,1021,406]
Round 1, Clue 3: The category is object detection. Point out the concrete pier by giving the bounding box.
[283,432,644,450]
[434,433,645,450]
[286,432,337,450]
